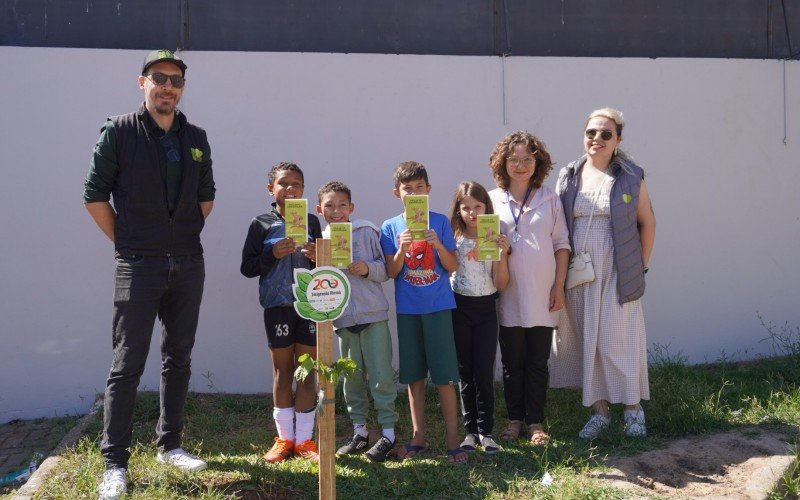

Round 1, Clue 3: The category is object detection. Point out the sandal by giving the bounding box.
[500,420,524,441]
[528,423,550,445]
[447,447,468,465]
[460,433,479,453]
[398,441,429,461]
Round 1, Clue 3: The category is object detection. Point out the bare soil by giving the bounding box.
[593,427,796,499]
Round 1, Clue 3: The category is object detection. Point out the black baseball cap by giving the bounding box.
[142,49,187,76]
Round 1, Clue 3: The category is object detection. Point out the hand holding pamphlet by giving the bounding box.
[477,214,500,261]
[284,199,308,245]
[404,195,429,240]
[329,223,352,268]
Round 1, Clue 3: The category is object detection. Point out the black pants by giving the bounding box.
[498,325,553,425]
[101,255,205,469]
[452,294,498,436]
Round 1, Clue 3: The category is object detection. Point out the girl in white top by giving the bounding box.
[487,131,570,445]
[449,181,510,455]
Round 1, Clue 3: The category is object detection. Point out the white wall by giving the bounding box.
[1,47,798,422]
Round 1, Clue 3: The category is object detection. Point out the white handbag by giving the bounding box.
[566,181,604,289]
[566,251,594,289]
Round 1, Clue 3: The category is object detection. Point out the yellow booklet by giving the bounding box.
[477,214,500,261]
[329,223,352,268]
[284,199,308,244]
[404,195,429,240]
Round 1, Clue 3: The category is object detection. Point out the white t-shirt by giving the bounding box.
[451,236,497,297]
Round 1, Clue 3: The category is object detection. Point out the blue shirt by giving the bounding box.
[380,211,457,314]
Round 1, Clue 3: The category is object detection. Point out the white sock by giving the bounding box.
[354,424,368,438]
[295,408,316,444]
[273,407,295,441]
[382,428,395,443]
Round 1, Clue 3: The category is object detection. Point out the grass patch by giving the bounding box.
[28,352,800,499]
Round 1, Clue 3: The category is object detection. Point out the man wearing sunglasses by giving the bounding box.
[83,49,215,500]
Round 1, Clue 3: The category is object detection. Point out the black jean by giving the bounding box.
[101,254,205,469]
[452,293,498,437]
[498,325,553,425]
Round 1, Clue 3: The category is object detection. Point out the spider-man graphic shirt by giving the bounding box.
[380,211,457,314]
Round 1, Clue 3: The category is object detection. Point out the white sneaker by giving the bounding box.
[98,468,126,500]
[624,409,647,437]
[156,448,207,472]
[579,414,611,439]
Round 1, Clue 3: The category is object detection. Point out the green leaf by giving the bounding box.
[326,304,345,320]
[294,354,315,382]
[310,310,328,322]
[297,272,312,290]
[296,302,317,319]
[334,358,357,378]
[293,355,357,383]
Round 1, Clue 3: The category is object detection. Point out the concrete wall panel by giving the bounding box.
[0,46,797,421]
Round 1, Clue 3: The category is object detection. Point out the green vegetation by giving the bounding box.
[21,330,800,498]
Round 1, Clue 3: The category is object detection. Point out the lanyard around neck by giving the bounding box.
[507,185,533,239]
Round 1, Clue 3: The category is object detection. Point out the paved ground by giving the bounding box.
[0,417,76,491]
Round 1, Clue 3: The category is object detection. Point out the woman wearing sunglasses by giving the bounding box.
[550,107,656,439]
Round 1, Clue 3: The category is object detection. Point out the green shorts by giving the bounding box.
[396,310,459,385]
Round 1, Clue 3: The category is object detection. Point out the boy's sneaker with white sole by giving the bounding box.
[156,448,207,472]
[98,467,126,500]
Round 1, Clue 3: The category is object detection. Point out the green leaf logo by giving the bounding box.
[622,193,632,204]
[296,301,316,317]
[292,266,350,322]
[191,148,204,162]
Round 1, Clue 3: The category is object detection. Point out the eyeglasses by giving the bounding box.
[160,135,181,162]
[507,156,536,167]
[585,128,614,141]
[146,72,186,88]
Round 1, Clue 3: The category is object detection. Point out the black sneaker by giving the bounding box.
[365,436,395,462]
[337,433,369,456]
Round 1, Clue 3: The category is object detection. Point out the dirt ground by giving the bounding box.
[593,427,796,499]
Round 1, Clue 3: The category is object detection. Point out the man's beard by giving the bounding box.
[154,93,179,115]
[154,102,177,115]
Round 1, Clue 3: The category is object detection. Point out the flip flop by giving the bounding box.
[447,447,468,465]
[399,442,429,461]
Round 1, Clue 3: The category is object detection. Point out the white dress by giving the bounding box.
[550,181,649,406]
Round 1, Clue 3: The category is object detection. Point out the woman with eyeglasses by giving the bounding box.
[487,131,571,446]
[551,107,656,439]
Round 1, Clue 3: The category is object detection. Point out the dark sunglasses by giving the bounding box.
[146,72,186,88]
[585,128,614,141]
[160,135,181,162]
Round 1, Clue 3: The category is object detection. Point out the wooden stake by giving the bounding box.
[315,238,336,500]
